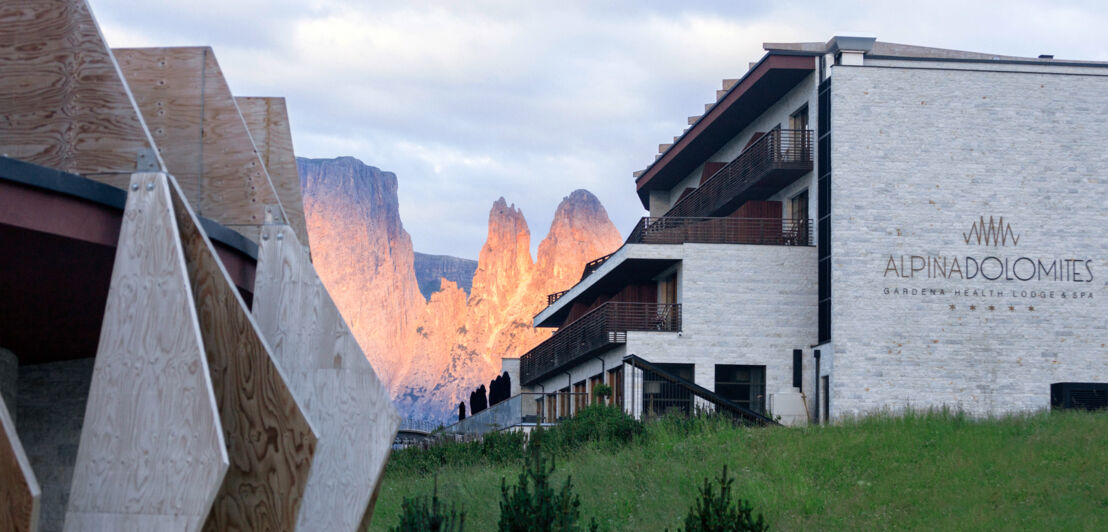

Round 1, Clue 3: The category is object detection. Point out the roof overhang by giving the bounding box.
[634,53,816,208]
[0,156,257,365]
[534,244,682,328]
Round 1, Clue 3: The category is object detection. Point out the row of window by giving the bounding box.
[537,364,766,421]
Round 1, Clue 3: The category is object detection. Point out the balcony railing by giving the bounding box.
[627,216,812,246]
[521,302,681,384]
[580,252,615,280]
[666,128,812,218]
[547,289,570,306]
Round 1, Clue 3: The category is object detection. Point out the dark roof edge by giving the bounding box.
[0,156,258,259]
[635,51,816,193]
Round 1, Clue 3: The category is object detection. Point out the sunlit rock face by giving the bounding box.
[413,253,477,301]
[300,156,623,422]
[400,191,623,421]
[298,156,422,392]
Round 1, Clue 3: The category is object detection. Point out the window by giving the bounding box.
[546,394,557,423]
[608,367,624,408]
[790,104,809,131]
[715,365,766,414]
[589,374,604,404]
[658,272,677,305]
[558,388,569,419]
[573,381,587,412]
[643,363,695,417]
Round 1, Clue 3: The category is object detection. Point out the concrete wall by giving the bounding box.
[531,243,819,422]
[16,358,94,532]
[829,64,1108,418]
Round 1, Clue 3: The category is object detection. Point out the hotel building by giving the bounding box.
[515,36,1108,426]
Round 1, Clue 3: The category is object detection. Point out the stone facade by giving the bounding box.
[529,244,818,423]
[829,64,1108,417]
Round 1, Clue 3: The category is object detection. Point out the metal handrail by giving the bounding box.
[624,354,777,426]
[521,302,681,384]
[580,251,615,280]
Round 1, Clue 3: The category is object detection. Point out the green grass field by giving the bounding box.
[369,409,1108,531]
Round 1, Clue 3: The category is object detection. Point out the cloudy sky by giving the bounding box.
[92,0,1108,259]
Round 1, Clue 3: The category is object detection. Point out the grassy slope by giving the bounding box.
[369,411,1108,531]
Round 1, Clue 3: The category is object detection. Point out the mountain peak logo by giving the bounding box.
[963,216,1019,247]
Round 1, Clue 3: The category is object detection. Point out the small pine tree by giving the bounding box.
[676,465,767,532]
[390,477,465,532]
[498,429,598,532]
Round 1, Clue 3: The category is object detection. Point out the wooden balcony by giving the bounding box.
[665,128,812,218]
[521,302,681,385]
[627,216,812,246]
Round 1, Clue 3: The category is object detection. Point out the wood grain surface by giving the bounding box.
[254,225,400,531]
[0,0,165,183]
[167,180,317,532]
[236,96,310,249]
[1,394,40,532]
[65,172,227,532]
[113,47,288,238]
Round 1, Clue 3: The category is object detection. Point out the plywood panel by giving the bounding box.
[237,96,310,249]
[1,395,40,532]
[0,0,165,184]
[166,179,317,532]
[254,225,400,531]
[113,47,287,236]
[66,172,227,531]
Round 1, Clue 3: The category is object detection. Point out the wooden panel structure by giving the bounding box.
[166,179,317,532]
[0,0,165,185]
[254,224,400,531]
[66,172,227,531]
[113,47,288,236]
[236,96,310,249]
[1,395,40,532]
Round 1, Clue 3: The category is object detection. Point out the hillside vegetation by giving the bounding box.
[370,407,1108,531]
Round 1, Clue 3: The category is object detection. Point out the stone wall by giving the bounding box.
[530,243,819,421]
[16,358,94,532]
[829,64,1108,418]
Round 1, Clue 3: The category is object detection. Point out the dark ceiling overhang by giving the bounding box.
[535,256,678,328]
[0,156,258,365]
[635,53,816,208]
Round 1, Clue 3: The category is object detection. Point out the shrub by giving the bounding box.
[591,383,612,401]
[390,477,465,532]
[498,429,598,532]
[675,465,767,532]
[547,404,643,451]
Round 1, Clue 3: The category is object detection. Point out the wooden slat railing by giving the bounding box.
[521,302,681,384]
[666,128,812,218]
[627,217,812,246]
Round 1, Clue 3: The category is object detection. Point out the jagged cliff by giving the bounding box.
[299,156,623,422]
[399,191,623,421]
[413,253,477,301]
[298,156,422,391]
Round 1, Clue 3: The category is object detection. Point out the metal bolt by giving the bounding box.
[146,182,155,191]
[131,183,139,191]
[276,232,284,241]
